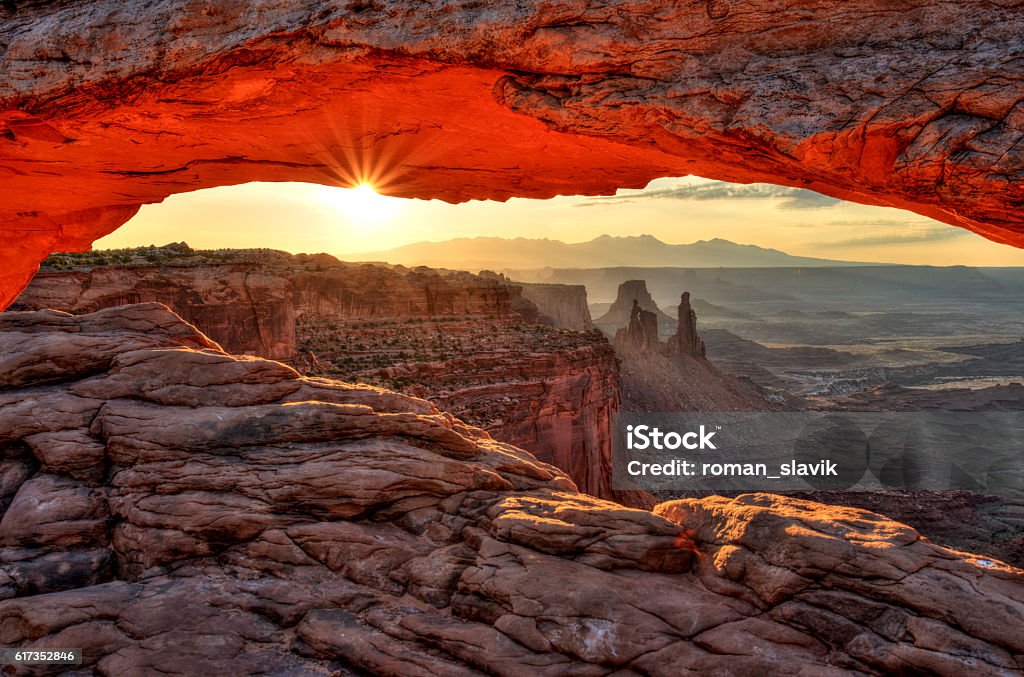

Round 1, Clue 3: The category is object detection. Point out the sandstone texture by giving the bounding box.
[14,247,528,360]
[386,341,620,502]
[3,1,1024,307]
[13,248,623,504]
[0,304,1022,675]
[300,318,622,502]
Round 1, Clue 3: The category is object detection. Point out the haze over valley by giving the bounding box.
[352,234,880,270]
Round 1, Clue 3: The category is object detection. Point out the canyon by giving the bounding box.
[1,303,1022,675]
[2,1,1024,307]
[3,2,1024,670]
[608,281,776,412]
[13,246,621,502]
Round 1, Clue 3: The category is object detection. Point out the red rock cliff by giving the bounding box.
[374,340,621,501]
[12,264,297,359]
[13,250,623,502]
[13,250,526,360]
[2,2,1024,308]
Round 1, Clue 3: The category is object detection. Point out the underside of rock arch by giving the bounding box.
[2,0,1024,307]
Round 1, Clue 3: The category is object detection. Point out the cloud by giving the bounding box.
[575,181,842,210]
[815,223,971,248]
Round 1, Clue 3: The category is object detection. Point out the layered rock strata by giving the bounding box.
[13,248,527,360]
[13,250,622,503]
[3,1,1024,308]
[299,318,621,501]
[0,304,1021,675]
[515,282,594,330]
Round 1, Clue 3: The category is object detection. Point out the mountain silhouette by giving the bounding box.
[353,234,883,270]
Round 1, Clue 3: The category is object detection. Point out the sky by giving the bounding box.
[95,176,1024,266]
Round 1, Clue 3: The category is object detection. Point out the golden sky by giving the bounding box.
[95,177,1024,266]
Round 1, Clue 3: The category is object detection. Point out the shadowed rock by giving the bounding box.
[613,300,661,356]
[666,292,706,359]
[0,304,1021,674]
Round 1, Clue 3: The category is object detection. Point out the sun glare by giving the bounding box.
[325,182,405,223]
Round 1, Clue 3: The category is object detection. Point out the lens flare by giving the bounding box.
[327,182,404,223]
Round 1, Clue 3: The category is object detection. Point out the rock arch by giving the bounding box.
[2,0,1023,307]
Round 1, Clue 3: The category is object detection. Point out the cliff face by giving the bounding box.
[516,282,593,330]
[13,253,525,360]
[300,317,622,502]
[418,343,618,501]
[12,265,297,359]
[596,280,675,337]
[2,1,1023,309]
[289,267,523,320]
[0,304,1021,675]
[353,340,620,500]
[665,292,706,359]
[13,250,622,502]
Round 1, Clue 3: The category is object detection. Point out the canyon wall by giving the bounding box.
[299,316,621,501]
[13,252,525,360]
[12,251,622,501]
[0,304,1021,675]
[516,283,594,330]
[2,2,1024,308]
[390,342,620,500]
[12,264,298,359]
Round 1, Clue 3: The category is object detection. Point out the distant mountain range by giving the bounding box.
[350,235,884,270]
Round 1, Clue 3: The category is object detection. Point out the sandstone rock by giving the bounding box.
[607,285,771,411]
[665,292,706,359]
[13,252,533,360]
[596,280,675,338]
[367,338,622,502]
[656,494,1024,674]
[613,300,661,357]
[0,304,1020,675]
[0,304,218,390]
[14,254,624,504]
[4,1,1019,307]
[5,2,1021,308]
[516,283,594,330]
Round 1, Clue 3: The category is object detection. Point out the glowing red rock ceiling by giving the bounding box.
[2,0,1023,307]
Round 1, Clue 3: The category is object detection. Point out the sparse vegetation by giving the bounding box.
[294,312,610,431]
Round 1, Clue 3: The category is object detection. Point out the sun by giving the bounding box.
[325,182,405,223]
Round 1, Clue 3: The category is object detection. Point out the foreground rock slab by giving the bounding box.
[0,304,1022,675]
